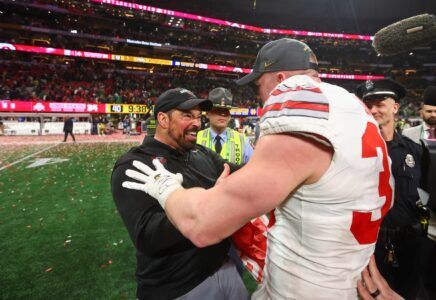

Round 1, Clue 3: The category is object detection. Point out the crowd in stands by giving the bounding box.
[2,0,435,76]
[1,54,434,119]
[1,0,435,119]
[0,57,259,107]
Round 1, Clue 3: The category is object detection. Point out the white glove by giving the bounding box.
[122,159,183,208]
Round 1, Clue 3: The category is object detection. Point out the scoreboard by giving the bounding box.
[107,104,151,114]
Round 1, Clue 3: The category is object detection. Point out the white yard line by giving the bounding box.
[0,143,60,172]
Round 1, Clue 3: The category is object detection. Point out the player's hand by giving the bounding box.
[215,163,230,186]
[357,256,403,300]
[122,159,183,208]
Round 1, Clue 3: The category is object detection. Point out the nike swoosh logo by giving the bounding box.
[264,61,275,68]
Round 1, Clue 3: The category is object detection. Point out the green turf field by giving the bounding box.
[0,143,138,299]
[0,142,257,299]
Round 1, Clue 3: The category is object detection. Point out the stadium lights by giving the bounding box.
[91,0,373,41]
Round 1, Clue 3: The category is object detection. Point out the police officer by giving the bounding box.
[357,79,425,299]
[197,87,253,165]
[196,87,254,281]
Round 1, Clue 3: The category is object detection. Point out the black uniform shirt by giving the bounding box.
[383,132,422,229]
[111,137,240,300]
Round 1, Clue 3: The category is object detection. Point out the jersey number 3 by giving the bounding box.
[350,122,393,245]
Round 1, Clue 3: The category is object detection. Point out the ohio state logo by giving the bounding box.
[33,103,45,112]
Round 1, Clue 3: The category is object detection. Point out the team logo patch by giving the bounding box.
[153,156,167,165]
[365,80,374,91]
[405,154,415,168]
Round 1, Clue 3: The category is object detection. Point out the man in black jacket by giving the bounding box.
[111,88,248,300]
[63,117,75,142]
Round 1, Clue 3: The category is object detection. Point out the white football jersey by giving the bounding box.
[252,75,394,299]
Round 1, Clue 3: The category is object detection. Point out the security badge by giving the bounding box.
[405,154,415,168]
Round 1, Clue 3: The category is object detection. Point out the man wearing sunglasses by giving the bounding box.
[197,87,253,166]
[356,79,424,300]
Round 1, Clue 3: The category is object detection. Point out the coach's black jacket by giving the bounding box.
[111,136,240,300]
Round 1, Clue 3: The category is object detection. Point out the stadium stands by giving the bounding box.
[0,0,435,117]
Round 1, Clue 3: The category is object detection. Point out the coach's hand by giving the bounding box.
[122,159,183,208]
[357,256,404,300]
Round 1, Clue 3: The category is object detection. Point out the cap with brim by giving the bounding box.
[357,79,406,103]
[423,86,436,106]
[154,88,212,118]
[208,87,234,109]
[236,38,318,86]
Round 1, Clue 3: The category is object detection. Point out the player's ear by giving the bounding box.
[277,72,287,83]
[392,102,400,114]
[157,111,170,129]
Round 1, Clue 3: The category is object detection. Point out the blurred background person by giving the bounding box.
[403,86,436,142]
[63,116,75,142]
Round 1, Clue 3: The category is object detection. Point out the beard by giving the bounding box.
[168,125,198,151]
[424,116,436,126]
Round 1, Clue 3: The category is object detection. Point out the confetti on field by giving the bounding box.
[0,141,140,298]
